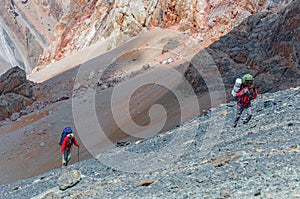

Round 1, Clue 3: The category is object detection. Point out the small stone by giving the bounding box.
[85,18,91,25]
[143,64,151,70]
[227,103,235,107]
[10,112,20,121]
[88,71,95,80]
[12,186,21,191]
[254,190,261,196]
[137,179,156,187]
[51,91,71,102]
[109,178,121,184]
[20,110,28,116]
[220,189,231,198]
[167,58,174,63]
[40,142,45,147]
[241,153,251,161]
[116,141,129,147]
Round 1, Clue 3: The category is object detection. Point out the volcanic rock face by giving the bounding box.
[185,0,300,99]
[0,66,35,120]
[0,87,299,198]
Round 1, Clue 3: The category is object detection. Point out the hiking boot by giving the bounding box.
[232,122,237,128]
[243,115,252,124]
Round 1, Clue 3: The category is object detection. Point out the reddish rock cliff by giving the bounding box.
[1,0,289,71]
[185,0,300,98]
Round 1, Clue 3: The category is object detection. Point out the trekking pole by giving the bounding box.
[77,146,80,162]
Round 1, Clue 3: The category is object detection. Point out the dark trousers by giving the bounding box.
[233,106,252,127]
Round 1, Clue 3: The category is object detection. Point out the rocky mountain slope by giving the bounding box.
[0,28,201,185]
[0,0,299,186]
[0,86,299,198]
[0,0,290,73]
[0,0,298,124]
[185,0,300,98]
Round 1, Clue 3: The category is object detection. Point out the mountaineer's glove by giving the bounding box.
[249,92,254,99]
[242,89,249,96]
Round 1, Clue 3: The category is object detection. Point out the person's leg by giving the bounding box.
[63,150,70,166]
[62,151,67,167]
[243,106,252,124]
[65,150,71,166]
[233,106,244,128]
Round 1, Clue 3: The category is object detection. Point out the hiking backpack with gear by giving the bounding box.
[59,127,72,146]
[231,74,254,97]
[231,78,242,97]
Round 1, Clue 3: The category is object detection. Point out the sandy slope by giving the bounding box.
[0,28,216,185]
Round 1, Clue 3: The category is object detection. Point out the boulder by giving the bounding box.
[0,66,26,95]
[50,91,71,103]
[0,67,36,120]
[13,82,35,98]
[0,93,33,120]
[57,170,81,191]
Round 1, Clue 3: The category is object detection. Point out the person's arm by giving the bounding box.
[253,90,258,99]
[237,88,248,98]
[249,85,258,99]
[73,138,80,147]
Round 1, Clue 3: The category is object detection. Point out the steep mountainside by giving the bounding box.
[185,0,300,99]
[0,0,289,73]
[0,28,200,185]
[0,0,299,186]
[0,0,61,72]
[8,0,300,120]
[0,87,299,198]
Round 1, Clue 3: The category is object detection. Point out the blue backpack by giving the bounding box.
[59,127,72,146]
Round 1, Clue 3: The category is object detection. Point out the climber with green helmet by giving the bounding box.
[242,74,254,87]
[233,74,258,128]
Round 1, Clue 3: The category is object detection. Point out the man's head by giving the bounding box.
[68,133,74,138]
[242,74,253,86]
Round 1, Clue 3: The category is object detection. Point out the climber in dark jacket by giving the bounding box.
[233,74,258,128]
